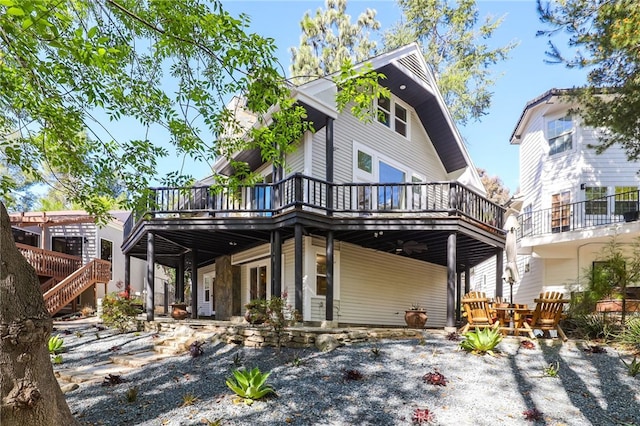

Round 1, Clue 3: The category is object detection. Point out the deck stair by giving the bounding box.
[43,259,111,315]
[16,243,111,316]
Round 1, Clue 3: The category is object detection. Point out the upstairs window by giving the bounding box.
[585,187,607,215]
[614,186,639,215]
[377,96,409,138]
[547,116,573,155]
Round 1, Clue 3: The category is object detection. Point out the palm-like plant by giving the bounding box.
[460,326,503,356]
[225,367,275,405]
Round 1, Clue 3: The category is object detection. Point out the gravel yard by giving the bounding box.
[56,319,640,426]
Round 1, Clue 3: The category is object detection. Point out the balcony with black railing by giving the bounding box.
[518,189,640,238]
[123,173,505,240]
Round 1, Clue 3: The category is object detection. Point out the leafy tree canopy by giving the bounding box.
[538,0,640,161]
[0,0,383,223]
[383,0,517,125]
[477,168,510,205]
[290,0,380,84]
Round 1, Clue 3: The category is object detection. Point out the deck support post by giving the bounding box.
[325,230,334,321]
[176,254,185,302]
[191,247,199,319]
[456,270,462,321]
[464,266,471,295]
[495,248,504,298]
[146,232,155,321]
[271,230,282,297]
[446,233,456,329]
[124,254,131,297]
[294,223,303,314]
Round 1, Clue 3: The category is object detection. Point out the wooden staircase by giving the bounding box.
[16,243,111,315]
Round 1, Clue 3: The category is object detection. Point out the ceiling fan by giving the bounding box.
[388,239,427,255]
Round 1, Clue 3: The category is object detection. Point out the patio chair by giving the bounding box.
[519,291,570,341]
[460,291,496,334]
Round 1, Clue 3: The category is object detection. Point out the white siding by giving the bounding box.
[310,103,448,184]
[336,242,448,328]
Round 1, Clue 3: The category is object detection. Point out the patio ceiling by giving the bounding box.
[124,213,504,271]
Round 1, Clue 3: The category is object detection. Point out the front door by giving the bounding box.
[202,272,214,316]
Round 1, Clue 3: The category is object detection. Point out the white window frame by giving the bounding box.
[545,114,574,156]
[308,245,340,299]
[376,95,411,139]
[99,238,114,280]
[245,259,270,304]
[353,142,419,211]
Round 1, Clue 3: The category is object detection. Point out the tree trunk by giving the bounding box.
[0,202,79,425]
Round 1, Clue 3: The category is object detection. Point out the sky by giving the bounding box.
[215,0,590,194]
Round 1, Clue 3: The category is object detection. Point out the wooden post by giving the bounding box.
[446,233,457,328]
[326,230,334,321]
[191,248,198,319]
[146,232,155,321]
[124,254,130,297]
[177,254,185,302]
[294,223,303,314]
[271,230,282,297]
[326,117,334,216]
[495,248,504,298]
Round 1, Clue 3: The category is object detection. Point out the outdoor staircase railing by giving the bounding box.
[40,276,59,293]
[43,259,111,316]
[16,243,82,280]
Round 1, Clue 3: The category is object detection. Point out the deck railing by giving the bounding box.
[518,189,640,238]
[16,243,82,280]
[123,173,505,239]
[43,259,111,315]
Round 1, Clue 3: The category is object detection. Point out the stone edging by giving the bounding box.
[142,320,425,349]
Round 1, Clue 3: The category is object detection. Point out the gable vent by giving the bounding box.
[397,53,432,87]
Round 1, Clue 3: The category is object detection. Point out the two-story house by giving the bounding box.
[11,210,167,315]
[121,43,507,329]
[474,89,640,306]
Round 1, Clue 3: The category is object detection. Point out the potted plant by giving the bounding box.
[170,302,189,320]
[244,299,268,324]
[404,302,428,328]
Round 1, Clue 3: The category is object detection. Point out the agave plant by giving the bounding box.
[459,326,503,356]
[48,335,65,355]
[225,367,275,405]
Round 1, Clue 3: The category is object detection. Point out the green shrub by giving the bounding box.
[620,316,640,348]
[48,335,65,354]
[225,367,275,405]
[460,326,502,356]
[567,314,620,341]
[619,355,640,377]
[101,293,139,333]
[51,354,63,365]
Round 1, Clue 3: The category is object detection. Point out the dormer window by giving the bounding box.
[547,115,573,155]
[377,96,409,138]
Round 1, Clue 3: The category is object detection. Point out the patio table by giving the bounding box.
[494,304,532,335]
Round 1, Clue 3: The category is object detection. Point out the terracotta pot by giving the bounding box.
[171,303,189,320]
[404,310,428,328]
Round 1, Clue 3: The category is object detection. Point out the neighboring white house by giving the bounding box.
[473,89,640,306]
[11,210,168,312]
[122,43,507,329]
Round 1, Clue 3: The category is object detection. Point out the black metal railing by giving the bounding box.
[123,173,505,239]
[518,190,640,238]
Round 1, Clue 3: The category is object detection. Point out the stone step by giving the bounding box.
[56,362,137,383]
[110,350,175,367]
[153,345,185,355]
